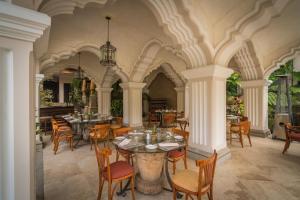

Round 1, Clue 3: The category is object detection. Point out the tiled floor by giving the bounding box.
[43,136,300,200]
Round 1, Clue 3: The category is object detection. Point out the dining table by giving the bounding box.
[112,130,185,197]
[61,114,113,147]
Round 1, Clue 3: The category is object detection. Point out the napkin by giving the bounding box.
[118,139,131,147]
[158,143,179,147]
[128,132,144,135]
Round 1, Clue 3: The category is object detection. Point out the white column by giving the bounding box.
[0,2,50,200]
[175,87,185,112]
[35,74,44,122]
[184,85,189,119]
[182,65,233,159]
[97,88,113,115]
[240,79,270,137]
[120,82,146,127]
[58,76,64,103]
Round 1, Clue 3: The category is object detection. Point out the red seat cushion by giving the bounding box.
[168,150,185,158]
[290,133,300,141]
[103,161,133,180]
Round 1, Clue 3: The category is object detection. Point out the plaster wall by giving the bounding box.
[148,73,177,110]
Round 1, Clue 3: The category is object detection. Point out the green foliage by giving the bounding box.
[40,89,54,106]
[69,78,83,108]
[111,99,123,116]
[267,60,300,130]
[111,80,123,116]
[226,72,241,97]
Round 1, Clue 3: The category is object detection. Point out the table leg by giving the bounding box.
[116,179,131,196]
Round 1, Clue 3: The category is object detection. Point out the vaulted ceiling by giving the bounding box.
[12,0,300,82]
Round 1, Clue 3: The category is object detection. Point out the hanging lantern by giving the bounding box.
[75,52,84,79]
[100,16,116,66]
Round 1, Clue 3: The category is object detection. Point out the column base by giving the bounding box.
[187,146,231,163]
[250,129,270,138]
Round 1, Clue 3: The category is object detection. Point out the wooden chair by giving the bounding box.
[90,124,111,150]
[52,123,74,154]
[162,113,177,128]
[230,120,252,148]
[177,118,189,131]
[282,123,300,154]
[113,127,134,165]
[94,146,135,200]
[172,150,217,200]
[168,128,189,174]
[110,117,123,130]
[51,119,69,141]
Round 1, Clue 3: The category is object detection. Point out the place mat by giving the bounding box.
[158,142,180,151]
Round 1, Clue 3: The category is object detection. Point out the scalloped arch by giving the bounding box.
[40,43,129,83]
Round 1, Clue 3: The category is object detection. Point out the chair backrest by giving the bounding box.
[172,128,189,145]
[114,117,123,125]
[94,146,112,181]
[113,127,132,138]
[163,113,176,125]
[284,123,293,139]
[93,124,110,139]
[196,150,217,193]
[239,121,251,135]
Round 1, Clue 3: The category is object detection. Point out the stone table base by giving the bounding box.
[135,152,165,194]
[136,173,163,194]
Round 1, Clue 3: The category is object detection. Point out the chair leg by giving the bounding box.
[108,181,112,200]
[97,179,104,200]
[116,151,119,162]
[54,139,59,155]
[282,139,291,154]
[210,187,213,200]
[239,133,244,148]
[173,185,177,200]
[173,161,176,175]
[90,137,93,150]
[247,134,252,147]
[229,132,232,144]
[70,137,73,151]
[185,194,188,200]
[184,155,188,169]
[130,176,135,200]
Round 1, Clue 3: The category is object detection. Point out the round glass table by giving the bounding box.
[113,131,186,195]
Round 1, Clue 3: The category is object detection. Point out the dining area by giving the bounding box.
[47,110,219,200]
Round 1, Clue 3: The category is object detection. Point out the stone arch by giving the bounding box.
[143,63,185,89]
[39,0,209,68]
[214,0,290,67]
[228,41,263,81]
[264,44,300,79]
[40,43,129,83]
[130,38,187,83]
[143,0,207,67]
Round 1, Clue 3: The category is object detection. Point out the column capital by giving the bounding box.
[174,87,185,92]
[0,1,51,42]
[97,87,113,92]
[35,74,44,84]
[240,79,269,88]
[119,82,146,89]
[182,65,233,80]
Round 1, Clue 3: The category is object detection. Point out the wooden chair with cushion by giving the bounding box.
[282,123,300,154]
[90,124,111,150]
[168,128,189,174]
[230,120,252,148]
[52,123,74,154]
[172,150,217,200]
[94,146,135,200]
[113,127,134,165]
